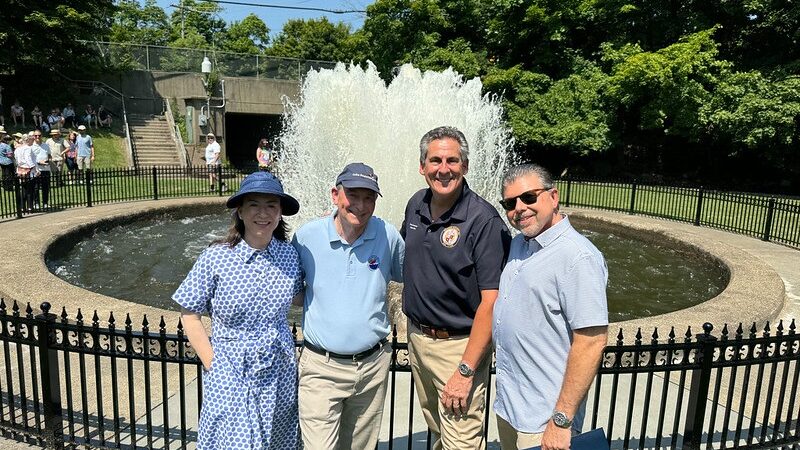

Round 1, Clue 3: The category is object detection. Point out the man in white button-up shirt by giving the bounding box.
[14,133,38,211]
[493,163,608,450]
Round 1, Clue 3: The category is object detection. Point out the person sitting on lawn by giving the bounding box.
[83,104,97,129]
[10,100,24,127]
[62,103,76,128]
[31,105,43,128]
[47,109,64,131]
[97,105,112,128]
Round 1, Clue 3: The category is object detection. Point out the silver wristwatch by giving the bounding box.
[458,362,475,377]
[552,411,573,429]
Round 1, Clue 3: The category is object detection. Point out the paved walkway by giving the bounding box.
[0,201,796,448]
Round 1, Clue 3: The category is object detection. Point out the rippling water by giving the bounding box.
[47,212,728,323]
[575,224,728,321]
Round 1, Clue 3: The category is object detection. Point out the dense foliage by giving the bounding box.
[0,0,115,73]
[354,1,799,190]
[4,0,795,191]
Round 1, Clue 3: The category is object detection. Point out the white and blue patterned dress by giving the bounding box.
[173,238,303,450]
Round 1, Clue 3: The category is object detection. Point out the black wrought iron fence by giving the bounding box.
[0,166,245,220]
[2,301,800,449]
[557,177,800,248]
[1,169,798,250]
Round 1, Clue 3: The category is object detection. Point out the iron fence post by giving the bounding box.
[217,165,223,196]
[146,45,151,71]
[36,302,64,449]
[565,178,572,207]
[762,198,775,242]
[683,322,716,449]
[694,186,704,226]
[152,166,159,200]
[14,175,23,219]
[85,170,93,207]
[629,179,637,214]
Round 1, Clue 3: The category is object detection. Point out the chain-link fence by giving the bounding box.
[85,41,337,80]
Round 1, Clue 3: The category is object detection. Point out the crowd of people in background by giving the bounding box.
[0,85,101,214]
[0,84,110,132]
[0,123,94,212]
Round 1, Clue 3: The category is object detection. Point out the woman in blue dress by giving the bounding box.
[173,171,302,449]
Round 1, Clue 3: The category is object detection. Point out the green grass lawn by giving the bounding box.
[91,128,128,168]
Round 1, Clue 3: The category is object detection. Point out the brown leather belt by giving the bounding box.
[303,338,388,362]
[410,319,471,339]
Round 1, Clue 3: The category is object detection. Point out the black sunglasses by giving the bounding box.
[499,188,551,211]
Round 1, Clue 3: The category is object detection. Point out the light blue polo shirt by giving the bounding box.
[493,215,608,433]
[76,134,93,158]
[292,214,404,354]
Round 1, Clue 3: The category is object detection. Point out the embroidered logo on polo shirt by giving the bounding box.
[368,255,380,270]
[440,226,460,248]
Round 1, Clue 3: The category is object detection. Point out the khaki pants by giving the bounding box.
[77,156,91,170]
[298,345,391,450]
[407,323,490,450]
[496,415,579,449]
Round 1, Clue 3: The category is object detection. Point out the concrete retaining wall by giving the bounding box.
[99,70,301,161]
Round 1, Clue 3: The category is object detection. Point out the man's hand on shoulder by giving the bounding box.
[440,370,473,416]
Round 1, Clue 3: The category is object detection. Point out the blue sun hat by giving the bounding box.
[226,171,300,215]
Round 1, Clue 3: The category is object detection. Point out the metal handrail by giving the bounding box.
[163,99,190,167]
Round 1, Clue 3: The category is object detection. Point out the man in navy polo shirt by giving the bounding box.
[401,126,511,449]
[292,162,404,450]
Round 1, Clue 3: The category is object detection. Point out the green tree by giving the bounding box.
[159,29,209,72]
[602,30,728,144]
[0,0,115,73]
[221,14,270,54]
[110,0,170,46]
[480,0,594,77]
[268,18,355,62]
[484,63,611,155]
[168,0,225,47]
[358,0,486,76]
[702,73,800,168]
[410,38,486,78]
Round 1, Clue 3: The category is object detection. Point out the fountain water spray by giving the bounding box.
[278,62,517,228]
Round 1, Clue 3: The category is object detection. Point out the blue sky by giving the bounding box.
[155,0,373,37]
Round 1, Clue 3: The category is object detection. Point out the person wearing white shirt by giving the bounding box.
[14,134,38,211]
[32,131,51,208]
[204,133,226,192]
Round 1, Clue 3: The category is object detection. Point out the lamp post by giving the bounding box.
[200,56,212,132]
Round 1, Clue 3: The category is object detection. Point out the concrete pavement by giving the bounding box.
[0,201,796,448]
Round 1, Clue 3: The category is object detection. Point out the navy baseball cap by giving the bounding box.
[226,171,300,215]
[335,162,382,196]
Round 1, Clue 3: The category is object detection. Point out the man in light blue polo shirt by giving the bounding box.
[292,162,404,450]
[75,125,94,182]
[493,163,608,450]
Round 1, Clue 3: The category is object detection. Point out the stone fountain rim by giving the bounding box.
[0,199,785,342]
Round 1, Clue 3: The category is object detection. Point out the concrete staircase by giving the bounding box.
[128,114,181,166]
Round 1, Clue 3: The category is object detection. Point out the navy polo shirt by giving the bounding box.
[401,181,511,330]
